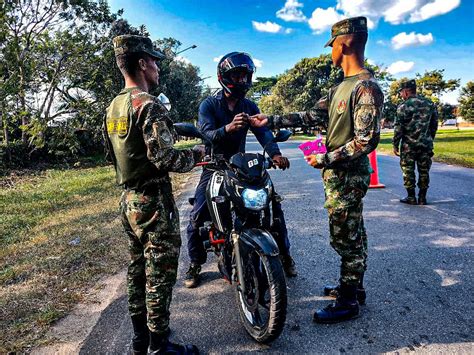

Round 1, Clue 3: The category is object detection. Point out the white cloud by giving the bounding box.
[252,20,283,33]
[383,0,418,24]
[276,0,307,22]
[367,58,376,66]
[308,7,346,34]
[252,20,293,34]
[377,40,388,46]
[253,58,263,68]
[409,0,461,23]
[213,55,224,63]
[391,31,434,50]
[387,60,415,74]
[176,56,191,64]
[317,0,462,30]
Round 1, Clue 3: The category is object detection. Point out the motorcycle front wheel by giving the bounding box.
[235,250,287,343]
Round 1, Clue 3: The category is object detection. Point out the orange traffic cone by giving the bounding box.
[368,150,385,189]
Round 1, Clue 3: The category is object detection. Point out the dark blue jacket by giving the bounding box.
[198,90,281,159]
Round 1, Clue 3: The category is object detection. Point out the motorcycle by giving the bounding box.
[174,123,291,343]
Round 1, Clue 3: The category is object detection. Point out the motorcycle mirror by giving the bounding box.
[173,123,202,138]
[158,93,171,111]
[273,130,292,143]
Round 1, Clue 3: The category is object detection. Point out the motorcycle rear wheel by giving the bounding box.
[236,251,287,343]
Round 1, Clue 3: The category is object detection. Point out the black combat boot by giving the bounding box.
[280,254,298,277]
[400,188,417,205]
[184,263,201,288]
[418,188,428,205]
[313,284,360,324]
[148,332,199,354]
[130,313,149,355]
[323,277,366,305]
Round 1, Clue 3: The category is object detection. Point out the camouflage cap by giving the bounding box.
[324,16,368,47]
[112,35,165,59]
[398,78,417,91]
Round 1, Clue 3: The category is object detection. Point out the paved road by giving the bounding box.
[81,137,474,354]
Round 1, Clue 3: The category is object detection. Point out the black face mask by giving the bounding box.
[229,86,248,99]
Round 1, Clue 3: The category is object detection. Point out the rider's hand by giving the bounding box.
[249,114,268,128]
[272,154,290,170]
[393,147,400,156]
[192,144,206,161]
[225,113,249,133]
[305,154,325,169]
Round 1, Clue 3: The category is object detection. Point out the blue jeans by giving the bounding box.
[186,170,291,264]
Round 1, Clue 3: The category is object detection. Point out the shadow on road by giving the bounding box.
[81,146,474,354]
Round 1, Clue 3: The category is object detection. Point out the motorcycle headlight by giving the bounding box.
[241,188,268,211]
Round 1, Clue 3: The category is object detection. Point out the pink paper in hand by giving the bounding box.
[298,137,327,156]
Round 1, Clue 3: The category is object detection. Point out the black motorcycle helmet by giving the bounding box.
[217,52,256,99]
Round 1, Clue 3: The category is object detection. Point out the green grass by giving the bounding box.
[378,129,474,168]
[0,158,194,353]
[291,129,474,168]
[174,138,200,149]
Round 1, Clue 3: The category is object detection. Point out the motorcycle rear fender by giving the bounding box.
[238,228,279,257]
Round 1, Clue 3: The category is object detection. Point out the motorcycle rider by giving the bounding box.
[184,52,297,288]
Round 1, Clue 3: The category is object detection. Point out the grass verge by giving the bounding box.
[0,160,194,353]
[291,129,474,168]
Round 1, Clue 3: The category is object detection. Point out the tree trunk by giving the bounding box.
[17,53,28,145]
[1,114,12,163]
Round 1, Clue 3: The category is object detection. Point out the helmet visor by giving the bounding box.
[220,53,256,73]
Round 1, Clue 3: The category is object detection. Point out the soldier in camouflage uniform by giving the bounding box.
[250,17,383,323]
[393,79,438,205]
[104,35,202,354]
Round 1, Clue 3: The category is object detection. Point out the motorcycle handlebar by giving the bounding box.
[195,155,278,171]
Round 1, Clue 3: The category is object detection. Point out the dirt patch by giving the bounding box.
[32,271,126,354]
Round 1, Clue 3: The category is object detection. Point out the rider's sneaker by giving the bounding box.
[184,263,201,288]
[280,254,297,277]
[148,332,199,354]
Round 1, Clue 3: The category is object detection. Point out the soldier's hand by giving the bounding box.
[249,113,268,128]
[272,154,290,170]
[305,154,325,169]
[393,148,400,156]
[225,113,248,133]
[192,144,206,161]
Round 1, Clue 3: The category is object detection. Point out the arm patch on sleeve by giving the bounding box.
[153,121,174,148]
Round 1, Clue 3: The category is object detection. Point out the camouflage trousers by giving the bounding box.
[120,184,181,337]
[322,168,370,286]
[400,149,433,189]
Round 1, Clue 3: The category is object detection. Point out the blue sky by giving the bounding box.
[109,0,474,104]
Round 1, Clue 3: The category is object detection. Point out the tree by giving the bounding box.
[415,69,460,104]
[1,10,206,166]
[1,0,118,159]
[259,55,343,114]
[258,54,393,115]
[438,103,456,122]
[458,81,474,122]
[248,76,278,103]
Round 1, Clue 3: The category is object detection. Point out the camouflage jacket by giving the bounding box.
[267,70,383,167]
[104,87,199,189]
[393,95,438,152]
